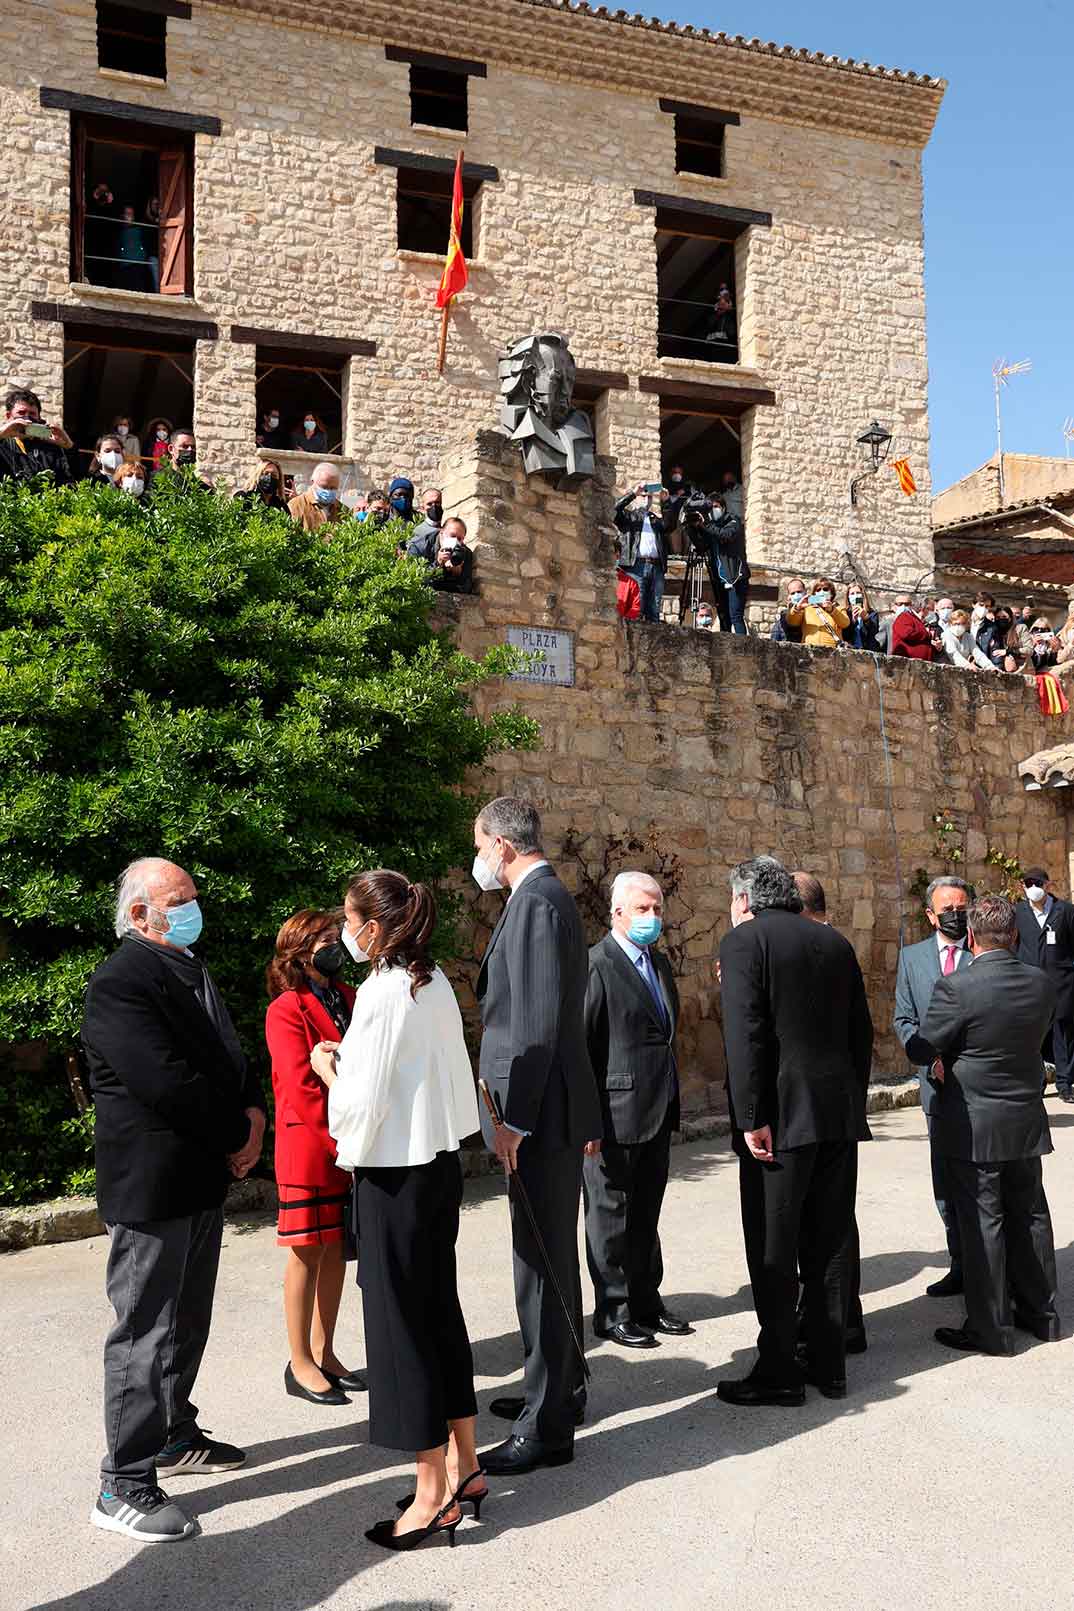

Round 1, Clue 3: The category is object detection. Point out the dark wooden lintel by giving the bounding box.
[40,87,221,136]
[31,300,218,341]
[231,325,376,358]
[658,99,740,127]
[385,45,487,77]
[633,188,771,229]
[374,146,498,183]
[639,373,776,410]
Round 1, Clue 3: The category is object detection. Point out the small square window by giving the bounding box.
[396,167,475,255]
[674,114,724,179]
[97,1,167,81]
[410,64,468,131]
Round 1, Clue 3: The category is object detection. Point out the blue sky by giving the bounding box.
[660,0,1072,492]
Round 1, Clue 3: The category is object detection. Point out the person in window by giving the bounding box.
[720,469,744,522]
[388,477,416,523]
[291,412,328,454]
[111,416,142,466]
[771,577,806,643]
[87,433,127,485]
[235,459,288,513]
[144,197,161,292]
[705,284,736,351]
[786,577,851,649]
[117,203,150,292]
[257,407,289,451]
[288,462,347,536]
[699,493,749,635]
[663,465,691,556]
[146,418,174,471]
[0,387,77,486]
[613,483,669,624]
[842,584,881,652]
[112,459,147,500]
[87,182,117,274]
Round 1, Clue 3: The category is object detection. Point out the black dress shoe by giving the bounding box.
[926,1272,964,1297]
[1012,1311,1062,1342]
[594,1319,658,1348]
[803,1370,847,1400]
[1059,1090,1074,1104]
[322,1367,368,1392]
[638,1308,693,1336]
[479,1435,573,1475]
[934,1325,1013,1356]
[717,1376,805,1407]
[284,1362,348,1405]
[489,1395,585,1427]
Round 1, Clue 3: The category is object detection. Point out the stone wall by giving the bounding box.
[3,0,939,590]
[436,433,1072,1113]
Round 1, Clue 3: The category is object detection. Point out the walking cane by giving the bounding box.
[478,1079,591,1383]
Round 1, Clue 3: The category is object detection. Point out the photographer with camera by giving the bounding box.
[684,492,750,636]
[614,483,670,624]
[0,388,77,487]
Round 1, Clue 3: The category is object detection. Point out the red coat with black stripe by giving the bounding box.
[266,985,356,1190]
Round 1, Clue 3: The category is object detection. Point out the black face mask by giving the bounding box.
[258,475,277,493]
[425,503,443,525]
[936,908,968,941]
[176,448,196,466]
[311,941,348,977]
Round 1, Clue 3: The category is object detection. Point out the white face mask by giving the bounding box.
[100,449,122,470]
[441,535,460,550]
[472,847,505,892]
[341,921,373,963]
[122,476,144,496]
[115,426,128,440]
[1025,885,1046,905]
[268,414,280,429]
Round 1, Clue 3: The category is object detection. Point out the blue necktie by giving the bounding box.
[638,950,669,1030]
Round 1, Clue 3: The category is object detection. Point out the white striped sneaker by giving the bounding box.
[156,1429,246,1476]
[92,1485,196,1543]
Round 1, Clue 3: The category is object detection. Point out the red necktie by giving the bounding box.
[943,944,957,976]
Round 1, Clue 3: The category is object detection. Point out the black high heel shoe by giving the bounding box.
[321,1366,368,1393]
[396,1469,487,1521]
[365,1499,462,1552]
[284,1361,348,1406]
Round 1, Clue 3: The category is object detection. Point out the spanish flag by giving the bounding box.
[436,151,468,309]
[892,457,917,497]
[1037,671,1069,717]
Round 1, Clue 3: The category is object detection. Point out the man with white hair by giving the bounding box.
[80,857,265,1543]
[287,461,346,534]
[582,871,689,1346]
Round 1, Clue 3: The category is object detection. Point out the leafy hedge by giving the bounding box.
[0,476,536,1204]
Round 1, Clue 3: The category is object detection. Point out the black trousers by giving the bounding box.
[100,1208,223,1495]
[799,1215,864,1335]
[926,1113,963,1276]
[583,1110,672,1328]
[1052,1018,1074,1094]
[511,1141,585,1448]
[739,1140,858,1385]
[356,1150,476,1452]
[946,1156,1058,1351]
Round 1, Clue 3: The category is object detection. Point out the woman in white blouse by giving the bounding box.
[310,869,483,1553]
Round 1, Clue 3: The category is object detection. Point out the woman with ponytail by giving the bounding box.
[310,870,482,1553]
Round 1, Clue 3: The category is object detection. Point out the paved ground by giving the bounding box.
[4,1104,1073,1611]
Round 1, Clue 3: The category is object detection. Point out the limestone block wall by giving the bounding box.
[3,0,937,591]
[437,434,1071,1114]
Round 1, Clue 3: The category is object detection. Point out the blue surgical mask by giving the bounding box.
[628,915,662,947]
[159,899,203,948]
[390,496,409,514]
[314,485,338,505]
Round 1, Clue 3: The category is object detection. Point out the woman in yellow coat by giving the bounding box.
[786,577,851,648]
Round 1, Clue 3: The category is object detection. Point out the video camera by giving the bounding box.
[681,492,715,549]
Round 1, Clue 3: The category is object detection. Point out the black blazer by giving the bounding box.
[81,938,265,1222]
[584,932,680,1146]
[476,864,601,1149]
[719,908,873,1154]
[921,948,1056,1162]
[1014,896,1074,1022]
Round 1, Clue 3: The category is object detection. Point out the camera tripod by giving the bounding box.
[678,538,718,625]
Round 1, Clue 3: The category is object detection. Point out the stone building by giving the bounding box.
[933,453,1074,610]
[4,0,943,590]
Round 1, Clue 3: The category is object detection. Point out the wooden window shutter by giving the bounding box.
[158,147,189,295]
[71,119,87,283]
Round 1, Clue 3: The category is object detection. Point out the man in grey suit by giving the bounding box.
[583,871,690,1348]
[893,875,971,1295]
[922,894,1060,1355]
[472,797,602,1475]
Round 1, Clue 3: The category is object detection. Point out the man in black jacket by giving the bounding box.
[82,857,265,1544]
[473,797,602,1474]
[697,495,749,635]
[718,857,873,1405]
[0,386,77,486]
[923,894,1059,1355]
[583,871,689,1348]
[614,483,669,623]
[1013,867,1074,1103]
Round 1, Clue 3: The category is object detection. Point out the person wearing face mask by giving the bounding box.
[81,858,266,1544]
[888,594,934,660]
[155,429,213,494]
[430,516,473,594]
[841,583,881,652]
[662,464,691,553]
[387,475,416,523]
[894,876,972,1295]
[290,411,328,454]
[111,415,142,465]
[695,602,715,631]
[235,458,288,513]
[940,607,998,672]
[309,871,482,1552]
[614,482,670,623]
[112,457,146,499]
[288,462,346,535]
[87,433,127,486]
[1014,869,1074,1104]
[770,576,806,643]
[256,406,288,451]
[582,872,688,1349]
[786,575,850,649]
[147,418,174,471]
[264,909,365,1406]
[404,487,445,561]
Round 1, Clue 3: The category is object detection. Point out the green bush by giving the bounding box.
[0,476,536,1203]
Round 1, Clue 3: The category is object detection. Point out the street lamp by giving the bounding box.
[849,419,893,506]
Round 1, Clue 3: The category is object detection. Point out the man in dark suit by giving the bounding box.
[81,857,265,1544]
[1014,867,1074,1103]
[718,857,873,1405]
[893,875,972,1295]
[922,894,1060,1355]
[582,871,690,1348]
[472,797,602,1474]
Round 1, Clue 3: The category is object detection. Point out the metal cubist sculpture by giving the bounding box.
[498,332,595,484]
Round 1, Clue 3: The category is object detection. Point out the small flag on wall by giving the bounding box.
[1037,672,1069,717]
[892,457,917,496]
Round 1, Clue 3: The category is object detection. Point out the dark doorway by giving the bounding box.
[255,346,346,455]
[63,326,194,475]
[660,406,742,497]
[655,216,738,364]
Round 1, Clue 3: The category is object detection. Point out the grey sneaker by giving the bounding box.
[157,1428,245,1475]
[92,1485,196,1543]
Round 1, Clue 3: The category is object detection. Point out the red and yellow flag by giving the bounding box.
[892,456,917,496]
[435,151,468,309]
[1037,672,1069,717]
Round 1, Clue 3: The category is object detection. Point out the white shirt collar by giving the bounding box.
[611,928,646,965]
[1029,895,1053,926]
[507,858,550,898]
[935,930,966,954]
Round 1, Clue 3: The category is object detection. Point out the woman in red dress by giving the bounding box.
[265,909,366,1405]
